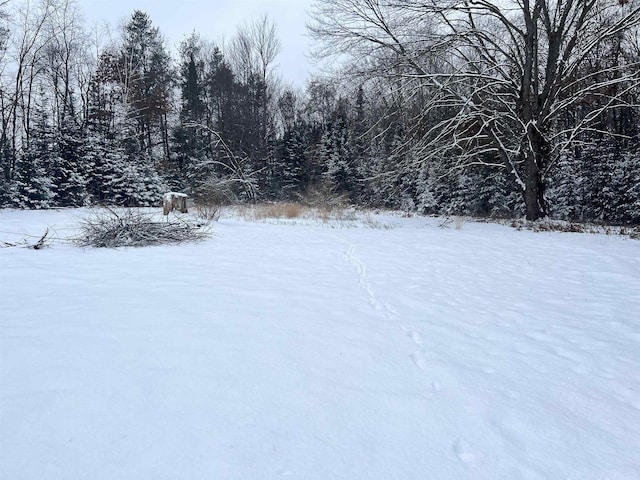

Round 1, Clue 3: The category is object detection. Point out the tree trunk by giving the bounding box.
[523,154,546,221]
[520,121,548,221]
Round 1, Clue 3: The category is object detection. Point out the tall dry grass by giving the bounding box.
[234,202,394,229]
[240,202,304,220]
[237,202,361,223]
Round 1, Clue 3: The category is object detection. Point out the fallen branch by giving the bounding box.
[32,228,49,249]
[1,228,51,249]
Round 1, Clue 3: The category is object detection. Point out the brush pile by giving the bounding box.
[75,209,210,248]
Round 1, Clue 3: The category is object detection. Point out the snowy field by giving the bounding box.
[1,207,640,480]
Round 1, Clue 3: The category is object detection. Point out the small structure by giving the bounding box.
[163,192,188,215]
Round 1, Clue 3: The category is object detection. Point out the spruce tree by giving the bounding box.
[0,139,15,207]
[171,32,207,189]
[50,118,88,207]
[273,122,309,199]
[121,10,173,159]
[13,104,56,209]
[321,108,354,197]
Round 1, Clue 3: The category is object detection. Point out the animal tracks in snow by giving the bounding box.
[334,235,439,386]
[334,235,415,330]
[401,326,423,345]
[401,327,436,380]
[336,236,396,319]
[453,438,477,464]
[342,241,383,313]
[410,351,428,371]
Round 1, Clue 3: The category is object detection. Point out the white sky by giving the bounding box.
[79,0,315,86]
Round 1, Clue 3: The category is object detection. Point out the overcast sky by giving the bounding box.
[79,0,315,86]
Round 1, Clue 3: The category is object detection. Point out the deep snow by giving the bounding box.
[1,208,640,479]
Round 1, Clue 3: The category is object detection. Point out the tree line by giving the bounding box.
[1,0,640,224]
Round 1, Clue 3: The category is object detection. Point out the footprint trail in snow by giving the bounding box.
[335,235,432,377]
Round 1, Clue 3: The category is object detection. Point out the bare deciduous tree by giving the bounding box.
[228,13,282,85]
[310,0,640,220]
[2,0,53,159]
[228,14,283,162]
[42,0,88,124]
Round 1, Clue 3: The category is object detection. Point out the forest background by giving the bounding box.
[1,0,640,224]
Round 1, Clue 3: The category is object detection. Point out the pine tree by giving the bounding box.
[83,133,109,203]
[121,10,173,159]
[179,33,205,125]
[350,85,368,203]
[369,123,414,209]
[13,105,56,209]
[272,122,310,198]
[617,149,640,224]
[83,129,164,207]
[12,153,54,209]
[416,154,458,215]
[13,125,55,209]
[0,139,15,207]
[583,141,617,223]
[547,151,586,221]
[87,49,124,137]
[50,118,88,206]
[321,108,354,196]
[170,32,207,189]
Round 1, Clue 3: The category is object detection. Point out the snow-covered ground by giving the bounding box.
[1,207,640,480]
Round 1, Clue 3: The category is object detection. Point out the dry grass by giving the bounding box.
[360,213,395,230]
[239,202,304,221]
[262,202,303,219]
[233,202,393,229]
[301,184,350,208]
[315,206,358,223]
[530,220,585,233]
[510,218,590,234]
[194,202,221,222]
[242,202,359,223]
[508,218,640,239]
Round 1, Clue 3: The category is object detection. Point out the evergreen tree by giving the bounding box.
[350,85,368,202]
[584,142,618,223]
[617,150,640,224]
[13,113,56,209]
[547,151,586,221]
[83,129,164,207]
[12,152,54,209]
[50,118,87,206]
[368,123,415,209]
[101,151,163,206]
[82,132,112,203]
[0,139,15,207]
[86,49,124,137]
[121,10,173,159]
[415,153,459,215]
[272,122,310,198]
[205,46,235,140]
[321,106,354,196]
[178,33,205,125]
[12,104,56,208]
[170,33,207,188]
